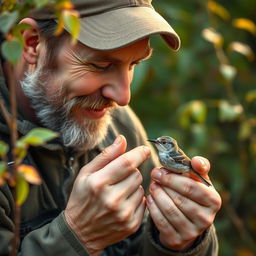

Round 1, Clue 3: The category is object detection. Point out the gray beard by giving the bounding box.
[20,67,114,151]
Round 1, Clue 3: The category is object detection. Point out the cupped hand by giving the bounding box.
[147,156,221,251]
[64,135,151,255]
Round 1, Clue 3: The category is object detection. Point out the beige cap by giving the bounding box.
[29,0,181,51]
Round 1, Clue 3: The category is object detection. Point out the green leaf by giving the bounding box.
[219,100,243,122]
[239,121,252,140]
[1,38,23,64]
[0,161,7,175]
[12,23,32,46]
[63,10,80,44]
[0,141,9,158]
[33,0,50,8]
[15,140,28,163]
[16,174,29,206]
[0,11,18,35]
[21,128,58,146]
[190,101,207,124]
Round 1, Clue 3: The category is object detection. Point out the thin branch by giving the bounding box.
[0,97,12,128]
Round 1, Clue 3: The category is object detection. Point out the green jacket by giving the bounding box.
[0,71,218,255]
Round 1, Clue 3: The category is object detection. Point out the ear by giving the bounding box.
[20,18,40,65]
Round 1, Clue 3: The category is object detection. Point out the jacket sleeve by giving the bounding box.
[141,219,218,256]
[0,186,89,256]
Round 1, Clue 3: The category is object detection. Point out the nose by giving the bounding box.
[102,69,133,106]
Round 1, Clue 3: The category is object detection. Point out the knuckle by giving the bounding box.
[125,219,139,234]
[165,205,179,218]
[210,193,222,211]
[88,176,105,196]
[183,181,195,197]
[166,236,182,249]
[122,156,135,170]
[183,229,199,242]
[173,193,188,208]
[157,216,169,230]
[117,209,132,223]
[104,198,119,212]
[197,211,213,228]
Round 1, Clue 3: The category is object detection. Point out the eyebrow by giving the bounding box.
[74,46,153,64]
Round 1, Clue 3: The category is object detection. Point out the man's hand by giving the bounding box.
[146,156,221,251]
[64,135,151,255]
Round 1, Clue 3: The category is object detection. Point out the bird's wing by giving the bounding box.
[169,149,191,167]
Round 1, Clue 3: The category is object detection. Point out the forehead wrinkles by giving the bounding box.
[64,48,94,79]
[72,39,152,64]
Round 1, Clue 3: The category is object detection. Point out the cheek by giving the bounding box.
[65,74,104,99]
[47,70,105,101]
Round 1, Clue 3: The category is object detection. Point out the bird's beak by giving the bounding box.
[147,139,158,144]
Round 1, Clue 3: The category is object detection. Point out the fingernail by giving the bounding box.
[113,135,122,145]
[152,170,162,181]
[147,195,154,204]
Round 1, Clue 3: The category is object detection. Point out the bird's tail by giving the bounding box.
[191,169,212,187]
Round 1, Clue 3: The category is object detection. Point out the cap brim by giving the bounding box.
[69,6,180,51]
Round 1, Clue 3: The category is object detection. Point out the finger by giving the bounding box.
[108,169,143,200]
[146,194,180,244]
[95,145,151,185]
[162,187,216,231]
[152,170,219,207]
[117,186,145,223]
[149,183,196,237]
[191,156,210,176]
[132,197,147,232]
[80,135,127,175]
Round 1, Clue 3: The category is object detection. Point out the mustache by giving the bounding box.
[64,95,117,113]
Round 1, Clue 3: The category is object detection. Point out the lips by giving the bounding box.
[81,106,108,119]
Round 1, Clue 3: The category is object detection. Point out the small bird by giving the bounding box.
[148,136,211,187]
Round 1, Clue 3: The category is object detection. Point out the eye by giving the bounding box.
[128,61,141,71]
[162,141,166,144]
[90,62,112,70]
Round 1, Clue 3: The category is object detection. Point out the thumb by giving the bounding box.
[191,156,211,176]
[80,135,127,175]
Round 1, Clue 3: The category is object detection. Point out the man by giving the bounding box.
[0,0,221,255]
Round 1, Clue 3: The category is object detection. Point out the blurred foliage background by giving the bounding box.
[131,0,256,255]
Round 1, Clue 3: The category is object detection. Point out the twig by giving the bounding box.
[4,63,19,256]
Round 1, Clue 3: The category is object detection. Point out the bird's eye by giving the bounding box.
[162,141,166,144]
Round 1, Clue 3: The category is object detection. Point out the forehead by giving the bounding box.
[67,38,151,62]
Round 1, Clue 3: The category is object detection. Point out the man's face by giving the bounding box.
[21,37,151,150]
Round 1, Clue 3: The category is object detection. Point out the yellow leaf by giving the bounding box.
[202,28,223,47]
[228,41,255,61]
[18,164,42,185]
[246,90,256,103]
[57,0,74,10]
[63,9,80,44]
[233,18,256,35]
[207,1,230,20]
[54,11,65,36]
